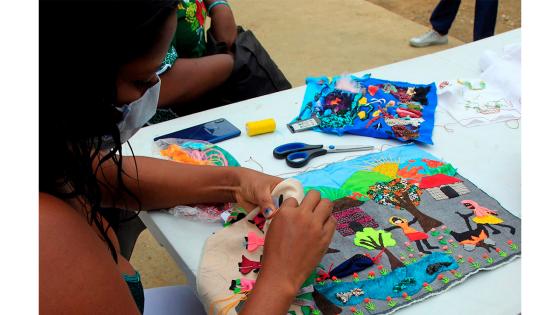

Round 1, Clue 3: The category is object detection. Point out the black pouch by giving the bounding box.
[206,26,292,104]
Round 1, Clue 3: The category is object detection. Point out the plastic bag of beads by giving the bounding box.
[153,138,240,221]
[153,138,239,166]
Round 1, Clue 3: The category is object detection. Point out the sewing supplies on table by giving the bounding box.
[273,142,374,168]
[245,118,276,136]
[290,74,438,144]
[287,116,321,133]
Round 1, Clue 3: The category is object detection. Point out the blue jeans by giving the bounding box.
[430,0,499,41]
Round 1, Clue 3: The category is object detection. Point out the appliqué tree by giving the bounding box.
[354,227,404,270]
[367,178,443,232]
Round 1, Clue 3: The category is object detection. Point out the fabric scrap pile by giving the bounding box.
[291,74,438,144]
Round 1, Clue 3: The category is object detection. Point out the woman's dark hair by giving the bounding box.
[40,0,178,261]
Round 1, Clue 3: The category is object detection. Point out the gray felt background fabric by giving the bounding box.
[316,173,521,315]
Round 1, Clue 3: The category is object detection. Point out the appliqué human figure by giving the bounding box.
[461,200,516,235]
[450,211,496,252]
[385,216,439,254]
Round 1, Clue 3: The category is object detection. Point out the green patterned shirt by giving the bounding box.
[158,0,207,74]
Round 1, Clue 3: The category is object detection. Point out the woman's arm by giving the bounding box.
[158,54,234,106]
[40,193,140,314]
[205,0,237,48]
[97,155,281,212]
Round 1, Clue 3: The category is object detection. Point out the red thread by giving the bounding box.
[316,262,335,282]
[365,249,385,264]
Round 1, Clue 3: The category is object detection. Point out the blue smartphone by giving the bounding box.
[153,118,241,143]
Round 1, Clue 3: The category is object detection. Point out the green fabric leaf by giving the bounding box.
[301,306,312,315]
[425,163,457,176]
[303,186,354,201]
[341,171,392,195]
[354,227,397,250]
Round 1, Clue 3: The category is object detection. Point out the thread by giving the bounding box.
[244,156,264,172]
[505,119,520,129]
[435,123,456,133]
[245,118,276,136]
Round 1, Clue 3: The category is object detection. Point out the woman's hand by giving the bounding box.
[239,190,335,315]
[261,191,335,292]
[232,168,283,214]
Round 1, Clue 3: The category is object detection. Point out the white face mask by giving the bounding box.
[101,77,160,149]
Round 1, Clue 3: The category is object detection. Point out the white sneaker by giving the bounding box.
[409,30,448,47]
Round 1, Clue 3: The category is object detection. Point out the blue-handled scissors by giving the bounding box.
[273,142,374,168]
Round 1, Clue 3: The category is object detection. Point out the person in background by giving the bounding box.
[409,0,499,47]
[40,1,334,314]
[151,0,290,123]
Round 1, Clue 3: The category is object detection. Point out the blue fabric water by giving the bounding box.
[294,144,438,189]
[290,74,438,144]
[315,252,458,306]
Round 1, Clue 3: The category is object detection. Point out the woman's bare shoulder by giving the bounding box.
[39,193,139,314]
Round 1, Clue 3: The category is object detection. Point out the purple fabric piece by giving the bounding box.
[332,207,378,236]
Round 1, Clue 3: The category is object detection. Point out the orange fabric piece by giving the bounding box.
[396,165,424,183]
[160,144,210,165]
[459,230,488,245]
[422,158,445,168]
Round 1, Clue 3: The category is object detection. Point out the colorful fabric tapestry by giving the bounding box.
[196,145,520,315]
[292,145,520,315]
[290,74,438,144]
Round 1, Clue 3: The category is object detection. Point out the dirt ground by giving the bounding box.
[367,0,521,43]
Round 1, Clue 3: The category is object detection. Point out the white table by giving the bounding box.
[127,29,521,315]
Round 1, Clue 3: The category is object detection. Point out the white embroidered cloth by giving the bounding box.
[437,43,521,127]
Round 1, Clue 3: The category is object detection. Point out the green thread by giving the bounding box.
[423,284,433,292]
[365,302,376,311]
